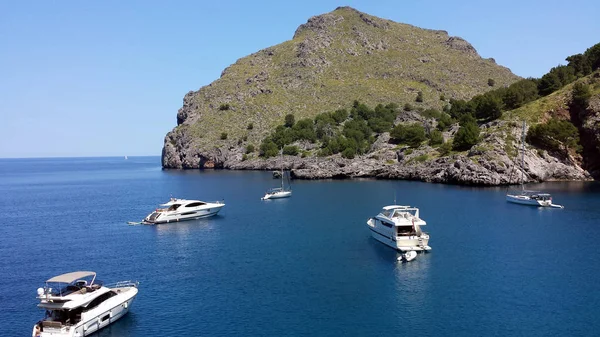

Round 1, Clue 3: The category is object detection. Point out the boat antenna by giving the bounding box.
[521,120,525,191]
[280,147,284,190]
[394,191,397,205]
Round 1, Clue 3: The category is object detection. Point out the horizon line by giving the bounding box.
[0,155,161,160]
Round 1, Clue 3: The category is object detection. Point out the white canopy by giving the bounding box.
[47,271,96,283]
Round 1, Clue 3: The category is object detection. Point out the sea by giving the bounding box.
[1,156,599,336]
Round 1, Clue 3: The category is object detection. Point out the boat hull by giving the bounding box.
[506,195,550,207]
[367,219,430,252]
[262,191,292,200]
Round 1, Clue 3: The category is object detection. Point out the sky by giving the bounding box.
[1,0,599,158]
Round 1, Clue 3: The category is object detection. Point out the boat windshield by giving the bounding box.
[46,278,103,297]
[381,209,392,218]
[166,204,181,211]
[519,191,552,199]
[531,193,552,200]
[381,208,417,219]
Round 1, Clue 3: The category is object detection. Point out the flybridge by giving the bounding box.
[46,271,96,285]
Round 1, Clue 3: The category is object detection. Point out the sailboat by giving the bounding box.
[261,157,292,200]
[506,121,564,208]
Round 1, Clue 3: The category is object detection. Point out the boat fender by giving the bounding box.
[32,324,41,337]
[124,302,128,309]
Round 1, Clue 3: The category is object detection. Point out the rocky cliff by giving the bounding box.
[162,6,599,185]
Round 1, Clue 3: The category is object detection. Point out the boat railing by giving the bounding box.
[104,280,139,289]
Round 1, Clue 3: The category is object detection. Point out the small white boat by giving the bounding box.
[506,190,562,208]
[398,250,417,262]
[262,165,292,200]
[32,271,138,337]
[143,197,224,224]
[367,205,431,252]
[261,187,292,200]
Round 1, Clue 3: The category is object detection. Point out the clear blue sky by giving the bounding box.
[1,0,598,158]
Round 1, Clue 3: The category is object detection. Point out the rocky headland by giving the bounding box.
[162,7,600,185]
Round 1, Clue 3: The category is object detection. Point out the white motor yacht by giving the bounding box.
[143,197,225,224]
[32,271,138,337]
[366,205,431,252]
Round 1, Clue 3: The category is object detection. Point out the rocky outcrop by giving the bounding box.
[222,147,590,185]
[575,86,600,178]
[213,118,592,185]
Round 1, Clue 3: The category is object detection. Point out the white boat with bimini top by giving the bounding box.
[366,205,431,252]
[506,121,564,208]
[32,271,138,337]
[143,197,225,224]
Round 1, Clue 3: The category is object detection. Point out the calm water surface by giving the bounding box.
[1,157,599,336]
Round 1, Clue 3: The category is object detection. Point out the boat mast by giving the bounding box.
[280,148,284,190]
[521,121,525,191]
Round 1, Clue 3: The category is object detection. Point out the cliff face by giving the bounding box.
[163,6,518,171]
[574,75,600,179]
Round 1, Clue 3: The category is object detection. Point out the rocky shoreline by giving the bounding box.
[162,141,592,186]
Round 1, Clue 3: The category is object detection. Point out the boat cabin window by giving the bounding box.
[44,307,82,326]
[185,202,206,207]
[381,209,392,218]
[167,204,181,211]
[531,194,551,201]
[397,226,415,235]
[84,291,117,312]
[381,221,393,228]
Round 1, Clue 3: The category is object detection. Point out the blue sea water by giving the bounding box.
[1,156,600,336]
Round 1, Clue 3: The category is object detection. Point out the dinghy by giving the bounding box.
[398,250,417,262]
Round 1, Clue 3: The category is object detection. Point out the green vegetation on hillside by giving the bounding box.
[260,101,402,159]
[526,119,581,154]
[453,115,480,150]
[446,42,600,125]
[390,123,426,147]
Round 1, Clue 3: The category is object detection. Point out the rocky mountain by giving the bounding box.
[163,7,518,170]
[162,6,600,185]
